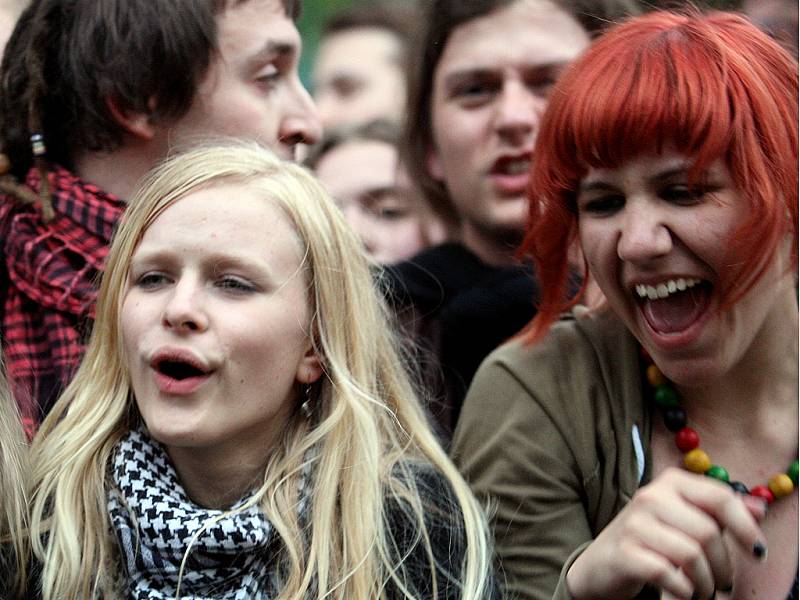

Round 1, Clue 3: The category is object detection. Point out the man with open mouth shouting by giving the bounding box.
[384,0,639,439]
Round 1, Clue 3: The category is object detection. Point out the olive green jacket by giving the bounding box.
[452,308,656,600]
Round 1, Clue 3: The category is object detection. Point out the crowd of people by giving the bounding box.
[0,0,796,599]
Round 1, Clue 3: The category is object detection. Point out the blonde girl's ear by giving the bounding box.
[296,346,323,385]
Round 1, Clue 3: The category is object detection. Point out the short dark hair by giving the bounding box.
[402,0,642,227]
[0,0,301,179]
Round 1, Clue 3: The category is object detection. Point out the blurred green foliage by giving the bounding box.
[297,0,356,88]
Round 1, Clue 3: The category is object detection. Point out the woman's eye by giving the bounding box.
[660,184,707,205]
[217,276,256,294]
[134,272,170,289]
[578,195,625,216]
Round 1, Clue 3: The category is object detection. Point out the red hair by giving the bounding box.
[522,9,799,342]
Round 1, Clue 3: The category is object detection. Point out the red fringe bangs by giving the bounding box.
[548,14,737,186]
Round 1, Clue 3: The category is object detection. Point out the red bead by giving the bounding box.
[675,427,700,452]
[750,485,776,504]
[640,346,652,361]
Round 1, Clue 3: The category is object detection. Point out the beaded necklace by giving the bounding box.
[643,350,799,504]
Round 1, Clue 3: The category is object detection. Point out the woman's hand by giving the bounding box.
[565,468,767,600]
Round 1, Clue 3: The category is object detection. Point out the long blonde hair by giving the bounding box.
[0,357,28,597]
[30,140,495,599]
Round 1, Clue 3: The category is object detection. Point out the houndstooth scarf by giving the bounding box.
[108,429,301,600]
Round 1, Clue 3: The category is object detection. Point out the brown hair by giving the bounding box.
[0,0,301,181]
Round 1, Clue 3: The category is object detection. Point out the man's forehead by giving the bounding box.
[217,0,294,29]
[220,0,294,18]
[216,0,302,58]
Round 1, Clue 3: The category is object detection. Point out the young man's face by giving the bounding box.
[427,0,589,264]
[169,0,321,159]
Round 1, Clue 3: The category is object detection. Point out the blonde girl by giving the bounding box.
[29,141,497,599]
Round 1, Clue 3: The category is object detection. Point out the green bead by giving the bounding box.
[788,460,799,485]
[705,465,730,482]
[654,385,679,407]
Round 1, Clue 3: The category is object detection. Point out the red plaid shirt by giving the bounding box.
[0,165,124,435]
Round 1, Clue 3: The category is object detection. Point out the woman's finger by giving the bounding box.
[634,517,717,599]
[629,549,694,600]
[677,476,766,559]
[647,491,734,592]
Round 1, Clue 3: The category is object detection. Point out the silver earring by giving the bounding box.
[301,384,314,418]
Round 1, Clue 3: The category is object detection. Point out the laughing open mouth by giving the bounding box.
[634,277,713,334]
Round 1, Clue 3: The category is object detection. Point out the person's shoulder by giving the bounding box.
[486,307,632,375]
[466,308,639,426]
[383,462,500,599]
[385,461,456,516]
[381,243,486,307]
[383,462,468,561]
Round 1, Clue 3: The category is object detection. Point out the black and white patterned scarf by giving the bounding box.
[108,429,302,600]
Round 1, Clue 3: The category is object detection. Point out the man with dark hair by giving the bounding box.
[0,0,321,430]
[386,0,641,439]
[312,1,418,130]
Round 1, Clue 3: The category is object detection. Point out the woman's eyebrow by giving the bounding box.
[578,180,616,194]
[649,166,689,185]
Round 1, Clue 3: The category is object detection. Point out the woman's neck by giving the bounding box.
[166,446,265,509]
[676,283,798,444]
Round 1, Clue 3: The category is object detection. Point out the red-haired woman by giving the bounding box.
[452,9,798,600]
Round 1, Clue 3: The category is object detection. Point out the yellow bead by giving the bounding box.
[646,364,666,387]
[768,473,794,498]
[684,448,711,474]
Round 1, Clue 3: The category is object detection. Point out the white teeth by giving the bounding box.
[634,277,702,300]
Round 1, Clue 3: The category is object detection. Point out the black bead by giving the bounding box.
[663,406,687,432]
[730,481,749,494]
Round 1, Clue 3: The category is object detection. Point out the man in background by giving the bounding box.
[312,1,417,130]
[0,0,320,429]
